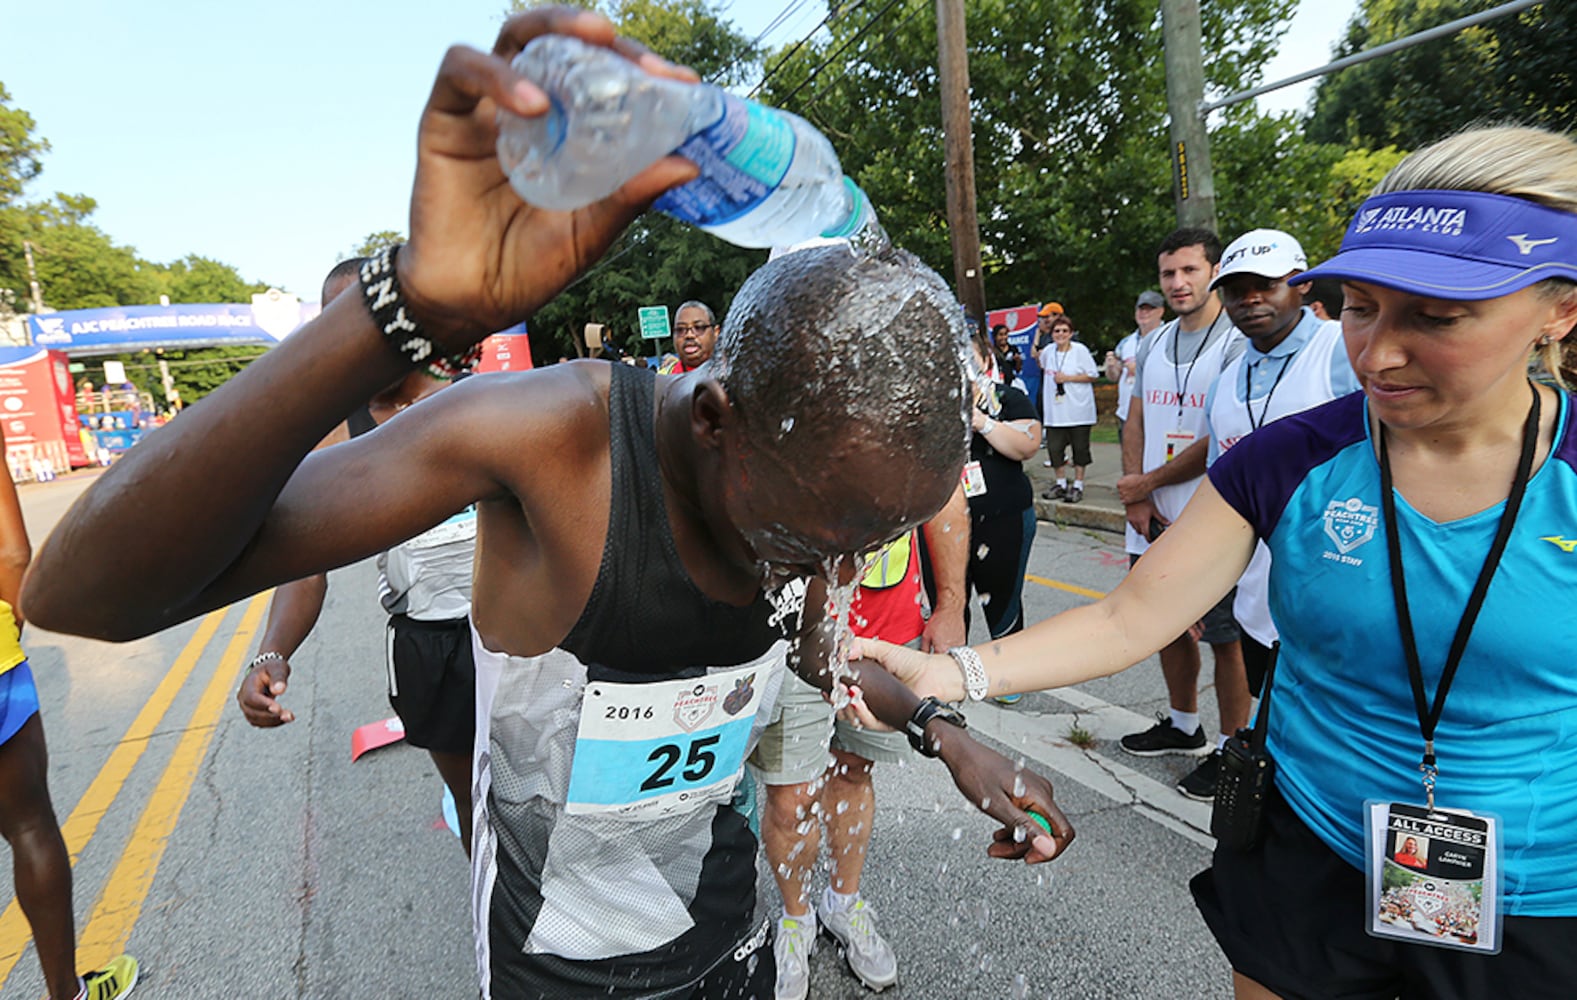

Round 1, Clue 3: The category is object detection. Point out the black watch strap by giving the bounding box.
[905,696,967,757]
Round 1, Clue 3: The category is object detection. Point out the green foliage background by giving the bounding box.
[5,0,1576,379]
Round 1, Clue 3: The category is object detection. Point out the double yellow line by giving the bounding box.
[0,592,270,986]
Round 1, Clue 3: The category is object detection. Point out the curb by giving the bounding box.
[1034,498,1126,535]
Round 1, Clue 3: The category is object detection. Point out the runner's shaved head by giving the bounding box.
[717,245,969,488]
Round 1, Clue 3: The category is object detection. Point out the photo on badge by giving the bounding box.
[1364,800,1503,954]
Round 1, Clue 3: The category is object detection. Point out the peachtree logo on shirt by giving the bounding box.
[673,682,719,733]
[1322,496,1379,565]
[1354,205,1467,237]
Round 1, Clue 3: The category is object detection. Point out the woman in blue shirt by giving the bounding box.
[857,125,1577,999]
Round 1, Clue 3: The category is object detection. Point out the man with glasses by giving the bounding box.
[659,300,720,374]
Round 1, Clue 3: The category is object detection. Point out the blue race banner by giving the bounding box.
[25,300,312,354]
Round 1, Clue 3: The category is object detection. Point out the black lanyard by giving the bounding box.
[1172,311,1224,427]
[1244,353,1294,432]
[1378,381,1540,810]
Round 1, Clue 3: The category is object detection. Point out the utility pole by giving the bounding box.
[1160,0,1217,233]
[935,0,987,325]
[22,240,44,314]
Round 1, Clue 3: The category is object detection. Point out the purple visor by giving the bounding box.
[1291,189,1577,300]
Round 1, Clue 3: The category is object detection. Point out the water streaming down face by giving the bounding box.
[714,242,970,686]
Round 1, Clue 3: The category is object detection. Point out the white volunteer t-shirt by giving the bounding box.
[1038,341,1099,427]
[1124,313,1243,556]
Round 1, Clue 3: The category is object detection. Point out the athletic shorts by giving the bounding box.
[1241,633,1274,698]
[749,669,907,786]
[688,917,775,999]
[1192,785,1577,1000]
[1044,423,1093,467]
[385,615,476,755]
[1129,553,1241,645]
[0,662,39,746]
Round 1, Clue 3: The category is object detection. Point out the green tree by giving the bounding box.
[150,254,271,304]
[1308,1,1577,151]
[347,230,405,259]
[758,0,1307,349]
[0,83,48,206]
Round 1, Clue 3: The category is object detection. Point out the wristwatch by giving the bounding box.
[905,696,968,757]
[947,646,989,701]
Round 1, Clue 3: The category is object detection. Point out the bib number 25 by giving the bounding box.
[640,734,721,792]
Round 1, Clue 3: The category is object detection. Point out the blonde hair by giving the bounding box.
[1375,125,1577,383]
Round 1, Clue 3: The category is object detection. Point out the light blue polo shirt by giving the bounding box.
[1209,389,1577,916]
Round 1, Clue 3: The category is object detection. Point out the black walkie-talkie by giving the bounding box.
[1211,642,1279,852]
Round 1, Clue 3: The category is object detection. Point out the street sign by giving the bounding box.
[638,306,670,341]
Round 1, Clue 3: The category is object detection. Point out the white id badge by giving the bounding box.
[1163,429,1195,462]
[961,460,987,498]
[565,663,766,819]
[1364,801,1502,954]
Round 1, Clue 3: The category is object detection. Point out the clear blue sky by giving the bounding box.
[5,0,1356,306]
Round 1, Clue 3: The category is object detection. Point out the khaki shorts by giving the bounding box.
[749,670,907,786]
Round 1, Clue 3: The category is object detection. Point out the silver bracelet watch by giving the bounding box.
[947,646,989,702]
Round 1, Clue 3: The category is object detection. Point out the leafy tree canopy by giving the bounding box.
[347,229,405,260]
[1308,1,1577,150]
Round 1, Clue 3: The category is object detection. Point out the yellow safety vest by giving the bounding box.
[859,533,914,591]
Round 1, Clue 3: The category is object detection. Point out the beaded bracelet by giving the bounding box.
[248,651,286,672]
[358,245,485,381]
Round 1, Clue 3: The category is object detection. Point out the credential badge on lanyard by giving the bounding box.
[1359,383,1540,954]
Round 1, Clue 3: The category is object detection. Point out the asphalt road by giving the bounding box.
[1,471,1233,999]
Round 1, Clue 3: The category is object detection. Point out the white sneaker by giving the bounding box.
[817,898,898,991]
[773,912,817,1000]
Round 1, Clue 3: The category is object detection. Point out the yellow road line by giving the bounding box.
[1025,572,1107,601]
[0,607,229,983]
[75,592,270,966]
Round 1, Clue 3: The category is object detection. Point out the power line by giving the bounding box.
[748,1,864,99]
[772,0,908,108]
[796,0,927,115]
[706,0,810,85]
[749,0,815,50]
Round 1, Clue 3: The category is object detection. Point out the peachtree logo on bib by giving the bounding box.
[673,682,718,733]
[1354,205,1467,237]
[1323,497,1379,563]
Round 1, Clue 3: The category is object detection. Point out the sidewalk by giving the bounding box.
[1025,439,1127,536]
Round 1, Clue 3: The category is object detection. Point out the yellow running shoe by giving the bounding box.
[80,954,139,1000]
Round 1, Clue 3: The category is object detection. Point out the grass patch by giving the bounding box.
[1065,724,1096,749]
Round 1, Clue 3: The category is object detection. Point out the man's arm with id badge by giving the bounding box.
[798,579,1075,863]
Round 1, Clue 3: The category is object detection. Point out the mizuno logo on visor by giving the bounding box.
[1507,234,1559,255]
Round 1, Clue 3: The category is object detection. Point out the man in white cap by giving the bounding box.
[1180,228,1360,800]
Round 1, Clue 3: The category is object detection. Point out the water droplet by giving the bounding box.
[1011,973,1029,999]
[950,826,963,841]
[979,953,993,973]
[780,416,795,434]
[976,543,990,560]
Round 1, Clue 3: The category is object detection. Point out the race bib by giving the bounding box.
[1364,801,1501,954]
[566,663,766,819]
[1163,429,1196,462]
[961,460,987,498]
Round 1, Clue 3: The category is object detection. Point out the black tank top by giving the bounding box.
[560,363,786,673]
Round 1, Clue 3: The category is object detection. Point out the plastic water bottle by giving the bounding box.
[496,35,882,250]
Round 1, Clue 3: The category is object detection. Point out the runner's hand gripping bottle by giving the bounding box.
[496,35,880,250]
